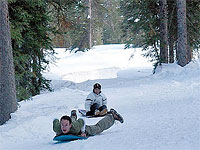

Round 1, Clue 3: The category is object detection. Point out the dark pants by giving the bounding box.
[86,103,107,116]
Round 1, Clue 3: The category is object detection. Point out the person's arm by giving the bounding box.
[77,118,87,137]
[53,119,62,136]
[85,93,93,112]
[102,94,107,106]
[80,118,86,137]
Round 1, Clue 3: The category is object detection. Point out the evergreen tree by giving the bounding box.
[186,0,200,60]
[52,0,123,51]
[120,0,160,70]
[68,0,106,51]
[49,0,84,47]
[51,0,89,52]
[121,0,200,68]
[103,0,123,44]
[8,0,56,100]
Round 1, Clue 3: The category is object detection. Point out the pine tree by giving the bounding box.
[103,0,123,44]
[186,0,200,60]
[52,0,89,52]
[121,0,199,68]
[51,0,123,51]
[120,0,160,69]
[9,0,56,100]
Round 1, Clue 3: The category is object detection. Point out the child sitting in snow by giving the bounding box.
[85,83,108,116]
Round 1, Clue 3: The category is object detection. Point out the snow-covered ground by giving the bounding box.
[44,44,152,82]
[0,44,199,150]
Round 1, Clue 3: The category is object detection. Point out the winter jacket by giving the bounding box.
[85,91,107,112]
[53,118,84,136]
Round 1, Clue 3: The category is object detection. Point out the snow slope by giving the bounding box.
[0,45,199,150]
[44,44,152,82]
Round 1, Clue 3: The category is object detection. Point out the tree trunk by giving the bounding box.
[159,0,169,63]
[187,38,192,62]
[176,0,189,67]
[0,0,17,125]
[169,36,174,63]
[88,0,92,49]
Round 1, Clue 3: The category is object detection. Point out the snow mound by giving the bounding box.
[154,60,200,80]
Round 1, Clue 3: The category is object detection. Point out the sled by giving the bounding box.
[53,135,87,142]
[78,109,107,118]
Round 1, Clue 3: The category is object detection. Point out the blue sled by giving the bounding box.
[53,135,87,142]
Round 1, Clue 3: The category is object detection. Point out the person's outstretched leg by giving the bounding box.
[86,114,115,136]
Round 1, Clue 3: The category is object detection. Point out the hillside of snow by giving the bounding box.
[0,45,199,150]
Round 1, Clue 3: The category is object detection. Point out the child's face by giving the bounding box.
[60,119,72,134]
[94,88,100,94]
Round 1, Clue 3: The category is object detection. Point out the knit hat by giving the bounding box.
[93,83,101,89]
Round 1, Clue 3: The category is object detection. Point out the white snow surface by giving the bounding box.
[0,44,200,150]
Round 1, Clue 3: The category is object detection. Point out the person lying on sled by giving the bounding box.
[85,83,108,116]
[53,109,124,137]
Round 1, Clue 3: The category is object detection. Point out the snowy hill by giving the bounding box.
[0,45,199,150]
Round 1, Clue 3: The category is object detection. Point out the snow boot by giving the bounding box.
[99,105,108,116]
[70,110,77,122]
[100,108,108,116]
[110,108,124,123]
